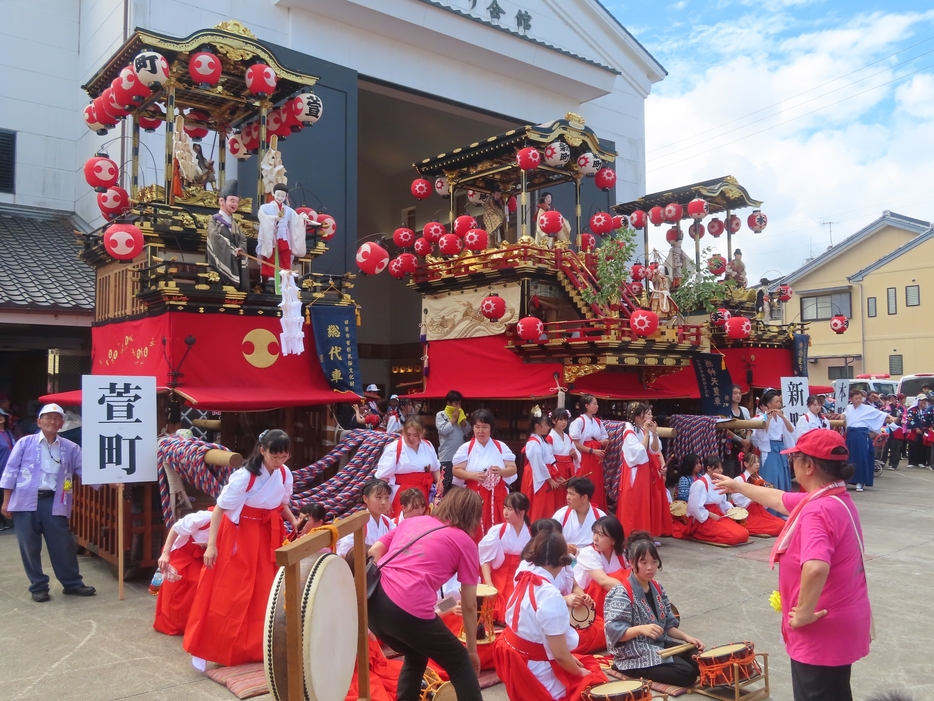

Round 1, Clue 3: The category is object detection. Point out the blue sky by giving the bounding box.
[604,0,934,281]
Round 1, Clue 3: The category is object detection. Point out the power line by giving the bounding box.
[647,34,934,155]
[647,61,934,173]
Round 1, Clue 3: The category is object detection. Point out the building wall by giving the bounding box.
[858,236,934,376]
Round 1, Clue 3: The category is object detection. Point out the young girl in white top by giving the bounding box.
[375,419,441,518]
[753,390,795,491]
[569,396,610,511]
[572,514,629,616]
[392,487,427,527]
[337,479,394,556]
[795,395,831,439]
[479,492,531,621]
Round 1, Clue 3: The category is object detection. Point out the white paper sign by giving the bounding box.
[781,377,808,429]
[834,380,850,415]
[81,375,158,485]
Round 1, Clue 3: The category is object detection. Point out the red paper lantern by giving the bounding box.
[707,254,727,276]
[388,257,406,279]
[577,152,602,176]
[84,153,119,192]
[97,89,122,122]
[83,103,106,135]
[133,51,169,88]
[356,242,390,275]
[589,212,613,235]
[631,263,645,280]
[227,132,249,159]
[109,77,133,111]
[580,232,596,251]
[188,50,222,87]
[282,98,303,132]
[398,252,418,274]
[729,214,742,234]
[97,186,129,218]
[507,196,517,213]
[393,227,415,248]
[629,210,647,229]
[105,87,131,119]
[293,93,323,125]
[423,221,445,243]
[726,316,751,339]
[630,309,660,337]
[648,206,665,226]
[687,197,709,220]
[481,294,506,321]
[103,223,144,261]
[666,227,681,244]
[139,104,164,132]
[629,281,644,296]
[91,97,116,129]
[688,223,705,240]
[414,237,433,257]
[245,62,278,97]
[316,213,337,241]
[538,210,565,236]
[830,315,849,334]
[710,308,732,327]
[438,233,462,256]
[663,203,683,223]
[776,284,793,302]
[184,109,210,141]
[707,218,725,238]
[516,147,541,170]
[411,178,431,200]
[464,228,488,251]
[748,209,768,233]
[612,214,628,230]
[516,316,545,342]
[113,66,149,107]
[296,207,318,232]
[266,108,290,139]
[453,215,477,237]
[434,178,450,198]
[240,122,258,151]
[594,168,616,191]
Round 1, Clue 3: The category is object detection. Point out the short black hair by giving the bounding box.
[362,478,391,498]
[470,408,496,429]
[592,515,625,557]
[445,390,463,404]
[566,476,595,500]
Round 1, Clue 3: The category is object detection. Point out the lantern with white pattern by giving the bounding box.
[188,50,222,88]
[590,212,614,235]
[414,237,433,257]
[543,141,571,167]
[629,210,647,229]
[516,147,541,170]
[688,223,705,240]
[423,221,445,243]
[748,210,768,233]
[411,178,431,200]
[453,215,477,237]
[97,186,129,218]
[356,242,390,275]
[438,233,462,256]
[577,152,602,176]
[293,93,324,125]
[707,218,725,238]
[464,228,488,251]
[710,308,732,327]
[393,227,415,248]
[517,316,545,342]
[84,152,119,192]
[726,316,751,339]
[630,310,659,337]
[481,294,506,321]
[538,210,565,236]
[663,203,683,223]
[830,315,849,334]
[103,223,144,261]
[594,168,616,191]
[133,51,170,88]
[687,198,709,220]
[434,178,450,198]
[245,62,278,97]
[467,190,489,204]
[316,213,337,241]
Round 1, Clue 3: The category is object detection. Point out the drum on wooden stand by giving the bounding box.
[421,666,458,701]
[459,583,498,644]
[583,679,652,701]
[570,598,596,630]
[695,641,762,688]
[726,507,748,526]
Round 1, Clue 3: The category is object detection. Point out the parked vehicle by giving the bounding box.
[897,373,934,399]
[833,375,898,399]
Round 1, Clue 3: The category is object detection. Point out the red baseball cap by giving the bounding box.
[781,429,849,461]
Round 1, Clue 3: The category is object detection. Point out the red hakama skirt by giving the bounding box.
[345,636,402,701]
[617,457,652,537]
[743,502,784,537]
[648,453,673,537]
[579,441,606,511]
[671,504,747,546]
[153,539,206,636]
[571,616,607,654]
[582,569,631,620]
[467,479,507,535]
[523,460,565,523]
[261,238,293,279]
[183,505,286,666]
[390,471,434,518]
[490,552,522,622]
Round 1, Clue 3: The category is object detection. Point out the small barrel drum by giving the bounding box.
[421,667,458,701]
[669,500,688,520]
[460,583,498,644]
[570,599,596,630]
[695,641,762,688]
[583,679,652,701]
[726,506,748,525]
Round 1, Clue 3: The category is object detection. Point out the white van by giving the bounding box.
[897,374,934,399]
[832,375,898,399]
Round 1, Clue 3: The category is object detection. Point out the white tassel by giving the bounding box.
[278,270,304,356]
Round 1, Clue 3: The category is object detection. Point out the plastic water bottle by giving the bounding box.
[148,570,164,596]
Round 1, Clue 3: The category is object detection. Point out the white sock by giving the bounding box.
[191,656,207,673]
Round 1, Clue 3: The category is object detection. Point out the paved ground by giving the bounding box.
[2,465,932,701]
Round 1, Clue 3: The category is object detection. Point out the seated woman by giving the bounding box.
[732,452,785,536]
[375,418,441,518]
[672,456,747,546]
[393,487,428,527]
[479,492,532,622]
[493,531,607,701]
[675,454,701,502]
[605,532,705,687]
[572,515,629,615]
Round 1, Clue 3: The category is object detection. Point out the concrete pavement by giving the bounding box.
[1,466,932,701]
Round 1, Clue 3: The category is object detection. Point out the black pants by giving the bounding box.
[886,438,903,468]
[367,582,481,701]
[907,437,928,466]
[790,659,852,701]
[618,645,699,687]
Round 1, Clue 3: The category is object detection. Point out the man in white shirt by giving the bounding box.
[551,476,605,554]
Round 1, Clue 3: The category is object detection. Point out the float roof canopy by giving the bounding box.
[413,115,617,193]
[81,21,319,128]
[613,175,763,215]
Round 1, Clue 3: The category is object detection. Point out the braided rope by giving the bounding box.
[157,436,235,526]
[603,420,626,511]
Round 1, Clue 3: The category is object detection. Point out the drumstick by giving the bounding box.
[658,642,696,658]
[546,471,591,492]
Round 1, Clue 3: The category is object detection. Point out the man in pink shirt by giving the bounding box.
[712,430,872,701]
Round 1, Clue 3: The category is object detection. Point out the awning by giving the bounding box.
[39,387,170,406]
[174,385,358,411]
[809,385,833,395]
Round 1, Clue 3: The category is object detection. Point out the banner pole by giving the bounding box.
[117,482,125,601]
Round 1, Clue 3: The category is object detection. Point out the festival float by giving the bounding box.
[44,22,365,571]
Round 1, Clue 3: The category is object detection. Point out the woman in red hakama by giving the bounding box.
[672,457,747,546]
[522,413,564,522]
[452,409,517,534]
[183,430,299,668]
[547,409,578,514]
[345,633,403,701]
[153,509,212,636]
[570,396,609,511]
[479,492,531,622]
[731,452,784,536]
[376,419,442,519]
[571,515,630,616]
[494,531,607,701]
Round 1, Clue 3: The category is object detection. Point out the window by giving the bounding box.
[828,366,854,380]
[401,206,416,231]
[0,129,14,194]
[867,297,877,318]
[889,355,904,376]
[906,285,920,307]
[801,291,851,321]
[887,287,897,315]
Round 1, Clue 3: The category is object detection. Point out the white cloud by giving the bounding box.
[640,9,934,281]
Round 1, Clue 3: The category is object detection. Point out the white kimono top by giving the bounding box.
[795,410,831,439]
[573,545,625,589]
[753,414,796,454]
[478,522,532,567]
[621,424,662,487]
[451,439,517,487]
[845,404,888,432]
[552,504,606,549]
[687,474,730,523]
[216,466,293,524]
[569,415,609,444]
[337,513,394,557]
[375,439,440,499]
[525,434,555,493]
[171,510,212,551]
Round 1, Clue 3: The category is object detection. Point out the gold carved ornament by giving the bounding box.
[563,363,606,384]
